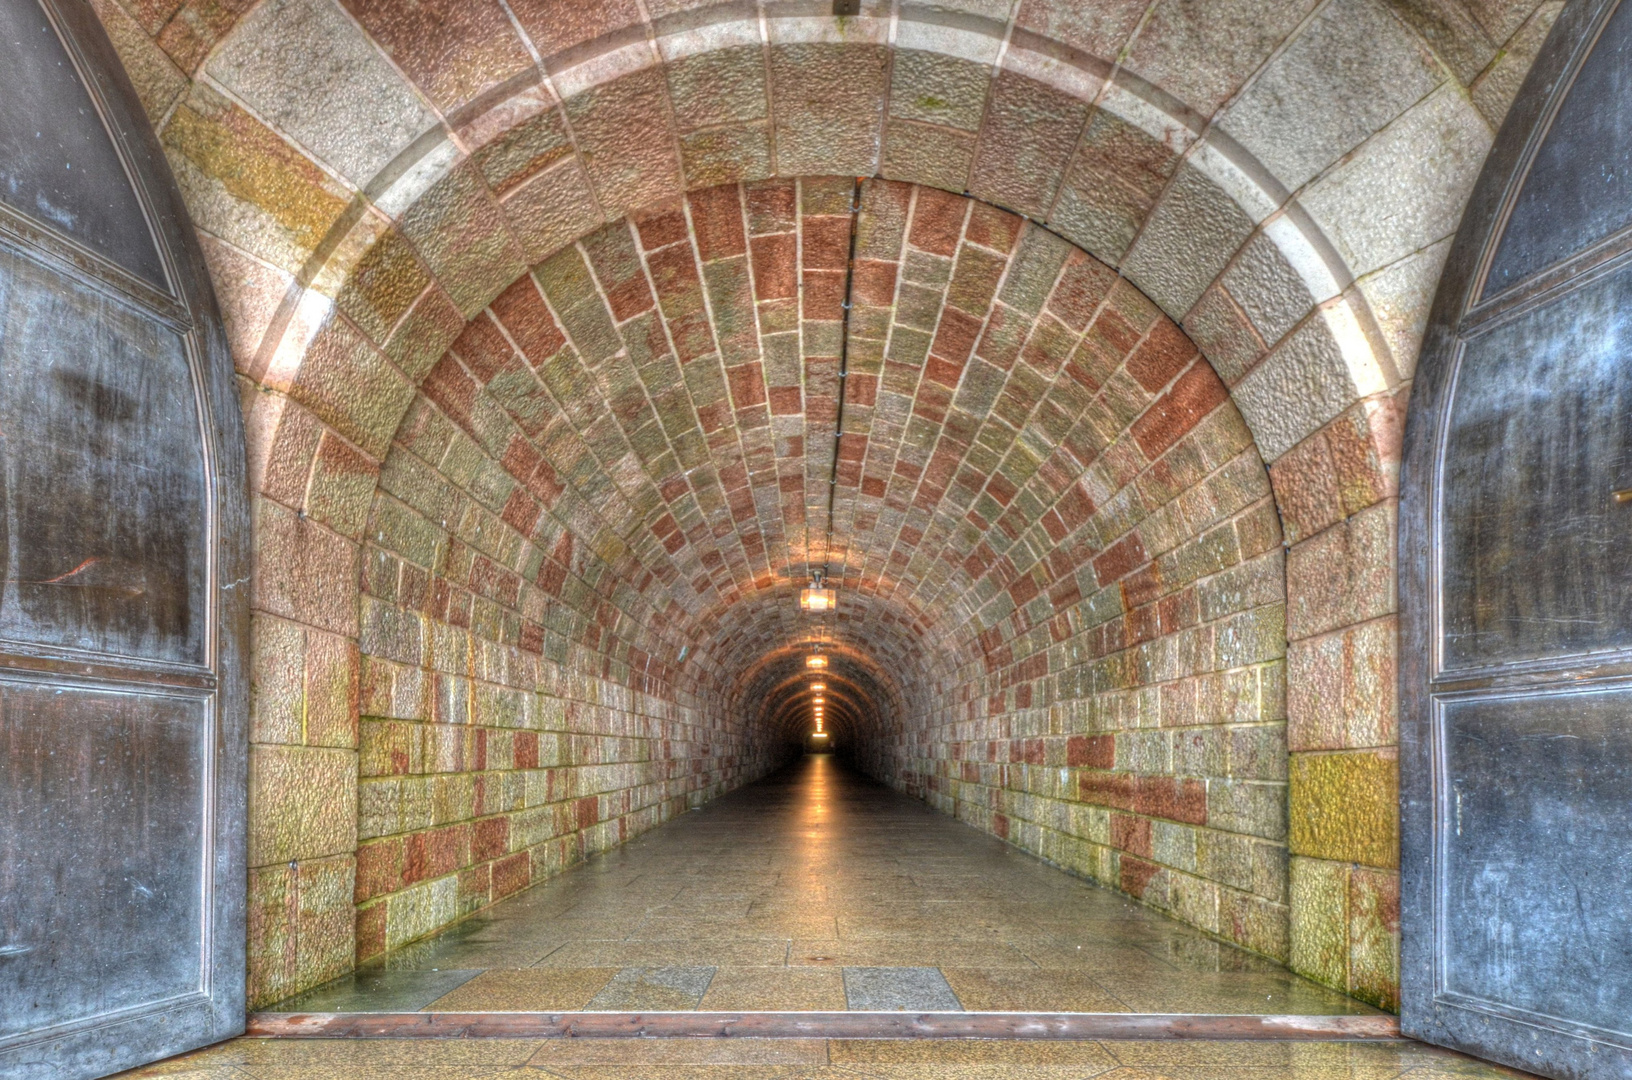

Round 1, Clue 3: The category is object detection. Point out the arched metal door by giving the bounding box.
[0,1,247,1077]
[1403,1,1632,1078]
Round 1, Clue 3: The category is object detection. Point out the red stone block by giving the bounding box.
[1093,533,1147,587]
[750,234,798,300]
[354,838,403,904]
[497,487,538,538]
[492,850,531,898]
[505,0,639,60]
[924,355,965,390]
[472,816,509,862]
[1131,361,1229,461]
[1120,855,1160,898]
[847,373,879,408]
[1158,588,1199,633]
[803,216,852,270]
[726,363,767,408]
[1079,770,1136,811]
[768,386,802,415]
[746,179,797,233]
[1048,252,1116,331]
[1111,812,1153,857]
[804,270,847,320]
[1121,563,1165,608]
[689,184,747,262]
[1067,734,1115,769]
[853,259,899,306]
[340,0,532,112]
[403,824,471,885]
[932,308,982,365]
[1135,776,1208,825]
[575,794,599,830]
[490,275,562,357]
[635,203,689,249]
[909,187,967,256]
[421,354,477,425]
[966,202,1023,253]
[1126,319,1198,392]
[355,904,386,963]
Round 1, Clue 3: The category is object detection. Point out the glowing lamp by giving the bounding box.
[799,570,836,613]
[806,655,827,670]
[813,731,829,739]
[810,683,826,691]
[800,585,836,612]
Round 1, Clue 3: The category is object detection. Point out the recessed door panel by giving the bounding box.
[0,680,209,1040]
[0,246,207,665]
[0,0,163,285]
[1485,0,1632,298]
[1441,262,1632,671]
[1436,688,1632,1042]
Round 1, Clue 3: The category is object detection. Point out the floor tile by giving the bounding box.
[939,968,1130,1012]
[841,967,962,1011]
[584,965,717,1010]
[422,968,618,1011]
[698,966,849,1010]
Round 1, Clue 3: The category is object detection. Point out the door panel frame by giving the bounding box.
[0,0,247,1076]
[1401,1,1632,1077]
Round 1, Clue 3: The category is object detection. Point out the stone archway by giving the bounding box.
[88,0,1565,1011]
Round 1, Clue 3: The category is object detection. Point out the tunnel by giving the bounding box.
[8,0,1612,1075]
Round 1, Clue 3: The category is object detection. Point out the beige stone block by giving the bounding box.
[1302,82,1494,278]
[1285,500,1397,640]
[248,744,358,865]
[1289,854,1349,990]
[207,0,437,185]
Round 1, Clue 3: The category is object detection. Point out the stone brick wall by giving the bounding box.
[90,0,1569,1012]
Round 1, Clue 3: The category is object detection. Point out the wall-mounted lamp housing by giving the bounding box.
[800,570,836,613]
[806,654,827,670]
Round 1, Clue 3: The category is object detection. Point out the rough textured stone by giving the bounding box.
[1288,749,1398,867]
[208,0,438,185]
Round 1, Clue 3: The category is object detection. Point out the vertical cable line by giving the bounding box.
[820,176,865,583]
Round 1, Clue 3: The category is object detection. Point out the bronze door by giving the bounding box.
[0,1,247,1077]
[1402,1,1632,1077]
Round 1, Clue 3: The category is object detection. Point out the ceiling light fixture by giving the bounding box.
[800,569,836,613]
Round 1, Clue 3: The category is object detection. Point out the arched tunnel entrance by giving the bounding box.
[272,176,1305,1022]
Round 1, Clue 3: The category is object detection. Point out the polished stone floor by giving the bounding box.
[270,755,1373,1016]
[119,1035,1540,1080]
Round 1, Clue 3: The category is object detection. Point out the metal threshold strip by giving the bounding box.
[247,1011,1401,1041]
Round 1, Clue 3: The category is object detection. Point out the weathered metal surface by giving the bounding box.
[1440,261,1632,671]
[0,1,248,1078]
[1437,687,1632,1036]
[1402,0,1632,1078]
[0,0,163,286]
[1484,0,1632,297]
[246,1011,1405,1041]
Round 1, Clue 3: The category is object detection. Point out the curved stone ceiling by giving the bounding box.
[363,177,1267,735]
